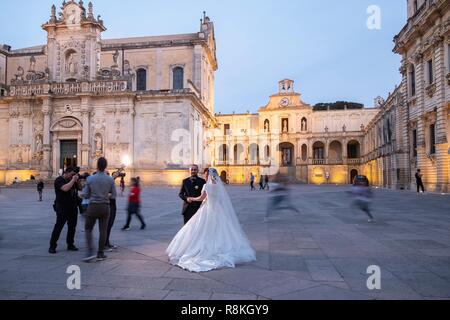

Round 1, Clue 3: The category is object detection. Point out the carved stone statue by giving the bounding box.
[15,66,25,81]
[112,50,119,67]
[36,135,43,153]
[94,134,103,152]
[66,52,78,75]
[283,120,288,133]
[29,56,36,72]
[17,149,23,164]
[301,118,307,131]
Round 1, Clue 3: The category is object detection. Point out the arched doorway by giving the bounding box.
[313,141,325,164]
[278,142,294,167]
[328,141,343,164]
[220,171,228,184]
[347,140,361,159]
[350,169,358,184]
[50,117,83,177]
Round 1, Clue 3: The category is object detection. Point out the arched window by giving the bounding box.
[301,144,308,161]
[173,67,184,90]
[265,145,271,159]
[136,69,147,91]
[249,144,260,165]
[313,142,325,160]
[347,140,361,159]
[234,144,244,164]
[219,144,228,163]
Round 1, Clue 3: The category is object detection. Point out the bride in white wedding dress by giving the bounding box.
[167,168,256,273]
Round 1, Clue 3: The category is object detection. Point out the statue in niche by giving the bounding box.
[29,56,36,72]
[14,66,25,82]
[17,149,23,164]
[66,52,78,75]
[301,118,307,131]
[36,135,43,153]
[112,50,119,67]
[94,134,103,153]
[282,120,288,133]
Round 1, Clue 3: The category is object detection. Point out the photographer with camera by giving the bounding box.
[49,167,82,254]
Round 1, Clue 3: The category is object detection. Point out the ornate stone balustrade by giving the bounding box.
[8,80,128,97]
[347,158,361,165]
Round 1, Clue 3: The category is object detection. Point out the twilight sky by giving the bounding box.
[0,0,406,113]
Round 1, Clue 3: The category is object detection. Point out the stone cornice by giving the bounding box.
[394,0,449,54]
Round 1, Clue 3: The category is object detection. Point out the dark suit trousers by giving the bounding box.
[50,206,78,249]
[106,199,117,246]
[85,203,110,253]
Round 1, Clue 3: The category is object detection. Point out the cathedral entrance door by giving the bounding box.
[60,140,78,171]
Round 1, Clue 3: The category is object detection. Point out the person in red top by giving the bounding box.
[122,178,146,231]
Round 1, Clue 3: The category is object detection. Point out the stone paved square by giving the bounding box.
[1,185,450,300]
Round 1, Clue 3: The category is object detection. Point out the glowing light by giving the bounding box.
[122,155,131,167]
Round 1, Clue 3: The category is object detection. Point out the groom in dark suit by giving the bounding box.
[179,165,206,224]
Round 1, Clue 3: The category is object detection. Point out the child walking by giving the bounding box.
[122,178,146,231]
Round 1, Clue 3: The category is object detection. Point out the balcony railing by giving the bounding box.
[328,158,343,165]
[9,80,128,97]
[312,159,325,165]
[348,158,361,165]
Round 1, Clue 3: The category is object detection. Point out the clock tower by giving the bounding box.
[42,1,106,82]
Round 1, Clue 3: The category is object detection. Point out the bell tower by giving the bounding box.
[42,1,106,82]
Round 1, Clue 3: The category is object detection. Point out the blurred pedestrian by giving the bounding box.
[37,179,44,202]
[120,176,125,197]
[122,178,146,231]
[415,169,425,194]
[350,179,374,223]
[264,175,270,191]
[259,175,265,190]
[250,173,255,191]
[265,183,300,222]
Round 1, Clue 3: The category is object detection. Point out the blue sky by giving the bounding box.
[0,0,406,113]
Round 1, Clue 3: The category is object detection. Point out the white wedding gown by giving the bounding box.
[167,171,256,273]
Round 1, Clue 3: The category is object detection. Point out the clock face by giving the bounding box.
[280,98,289,107]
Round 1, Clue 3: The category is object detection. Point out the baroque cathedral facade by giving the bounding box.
[0,0,217,185]
[0,0,449,192]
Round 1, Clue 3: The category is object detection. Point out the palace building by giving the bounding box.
[362,0,450,193]
[211,79,379,185]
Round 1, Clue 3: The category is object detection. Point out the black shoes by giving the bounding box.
[49,248,57,254]
[67,245,79,251]
[140,225,146,230]
[97,252,107,261]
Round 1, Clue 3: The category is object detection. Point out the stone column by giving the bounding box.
[80,96,91,171]
[342,139,348,165]
[434,38,449,193]
[41,97,53,176]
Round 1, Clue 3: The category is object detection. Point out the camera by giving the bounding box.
[112,167,126,179]
[73,167,90,181]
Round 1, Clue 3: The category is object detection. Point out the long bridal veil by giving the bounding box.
[167,168,256,273]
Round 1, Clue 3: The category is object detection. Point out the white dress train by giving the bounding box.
[167,177,256,273]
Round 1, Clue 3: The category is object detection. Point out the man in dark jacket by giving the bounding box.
[179,165,206,225]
